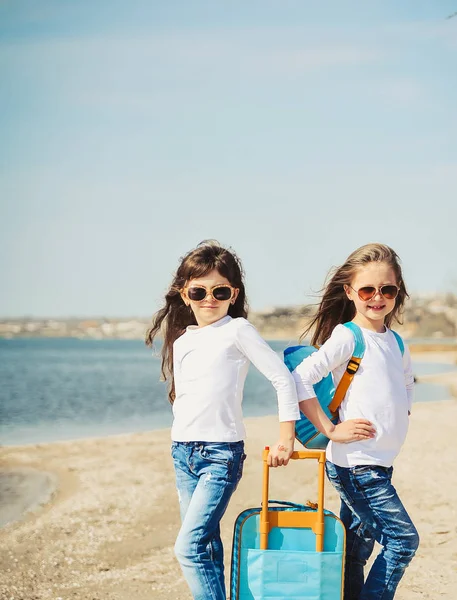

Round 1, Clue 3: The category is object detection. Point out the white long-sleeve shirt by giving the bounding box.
[171,315,300,442]
[292,324,415,468]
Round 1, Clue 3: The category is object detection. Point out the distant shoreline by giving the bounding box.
[2,295,457,340]
[1,334,457,354]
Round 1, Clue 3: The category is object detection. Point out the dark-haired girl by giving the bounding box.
[146,240,299,600]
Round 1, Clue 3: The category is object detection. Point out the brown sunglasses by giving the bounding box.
[350,285,399,301]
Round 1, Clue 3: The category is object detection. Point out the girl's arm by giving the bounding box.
[299,397,375,443]
[235,320,300,422]
[293,325,375,442]
[234,320,300,467]
[292,324,355,399]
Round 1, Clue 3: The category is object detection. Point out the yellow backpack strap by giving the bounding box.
[328,356,362,415]
[327,322,365,416]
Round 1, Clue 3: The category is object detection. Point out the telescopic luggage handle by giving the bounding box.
[260,448,326,552]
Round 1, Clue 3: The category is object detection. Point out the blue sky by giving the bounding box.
[1,1,456,317]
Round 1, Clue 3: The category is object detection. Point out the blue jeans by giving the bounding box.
[325,461,419,600]
[171,441,246,600]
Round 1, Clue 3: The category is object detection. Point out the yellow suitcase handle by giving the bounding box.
[260,448,326,552]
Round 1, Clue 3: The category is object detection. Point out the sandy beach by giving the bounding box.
[1,350,456,600]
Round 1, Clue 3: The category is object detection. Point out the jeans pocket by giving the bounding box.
[350,465,391,491]
[350,465,373,475]
[199,444,232,466]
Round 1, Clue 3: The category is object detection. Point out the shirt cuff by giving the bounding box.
[278,403,300,422]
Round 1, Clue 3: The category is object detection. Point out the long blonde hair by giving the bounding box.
[301,243,409,346]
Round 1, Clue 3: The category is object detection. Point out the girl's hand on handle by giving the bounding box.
[267,421,295,467]
[267,440,294,467]
[328,419,376,443]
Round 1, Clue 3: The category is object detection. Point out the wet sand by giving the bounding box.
[0,469,57,529]
[1,350,456,599]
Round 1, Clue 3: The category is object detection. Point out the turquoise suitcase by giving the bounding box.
[230,449,345,599]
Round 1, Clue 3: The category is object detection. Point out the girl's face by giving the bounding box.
[181,268,239,328]
[344,261,398,332]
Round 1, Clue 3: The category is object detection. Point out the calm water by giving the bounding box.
[0,338,455,446]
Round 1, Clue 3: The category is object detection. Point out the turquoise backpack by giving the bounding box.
[284,322,405,449]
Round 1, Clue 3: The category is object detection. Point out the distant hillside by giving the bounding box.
[1,294,456,341]
[250,294,457,341]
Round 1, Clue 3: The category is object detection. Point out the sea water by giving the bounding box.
[0,338,455,447]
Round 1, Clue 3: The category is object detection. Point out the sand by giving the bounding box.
[1,351,456,600]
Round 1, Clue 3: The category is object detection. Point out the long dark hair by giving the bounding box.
[301,243,409,346]
[145,240,248,403]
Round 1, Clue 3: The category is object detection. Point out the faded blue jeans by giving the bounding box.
[325,461,419,600]
[171,441,246,600]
